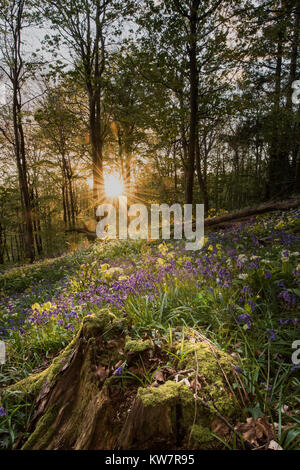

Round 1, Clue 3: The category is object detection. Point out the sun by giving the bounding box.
[104,172,124,198]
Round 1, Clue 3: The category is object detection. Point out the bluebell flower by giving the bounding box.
[266,329,276,341]
[237,313,251,328]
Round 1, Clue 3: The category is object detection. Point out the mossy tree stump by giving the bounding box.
[5,311,244,450]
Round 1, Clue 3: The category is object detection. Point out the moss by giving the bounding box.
[136,381,220,449]
[189,424,214,448]
[177,341,239,417]
[82,309,117,338]
[7,332,80,398]
[124,338,153,354]
[138,380,185,407]
[83,308,127,342]
[22,405,59,450]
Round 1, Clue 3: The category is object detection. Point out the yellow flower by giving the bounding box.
[100,263,110,272]
[158,242,168,256]
[200,236,209,246]
[208,245,214,252]
[43,302,52,311]
[103,267,124,280]
[31,303,41,312]
[167,251,175,260]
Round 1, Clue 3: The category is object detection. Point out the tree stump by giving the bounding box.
[5,310,245,450]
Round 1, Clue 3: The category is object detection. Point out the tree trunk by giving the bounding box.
[195,137,209,215]
[185,1,200,205]
[268,11,290,197]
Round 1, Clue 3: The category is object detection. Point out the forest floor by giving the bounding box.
[0,207,300,449]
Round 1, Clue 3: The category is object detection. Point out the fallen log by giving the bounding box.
[204,197,300,229]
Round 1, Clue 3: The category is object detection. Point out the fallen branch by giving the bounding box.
[204,198,300,229]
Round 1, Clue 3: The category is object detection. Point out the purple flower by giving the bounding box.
[237,313,251,328]
[262,381,272,391]
[234,366,243,374]
[278,290,297,307]
[114,366,124,376]
[0,407,6,417]
[266,329,276,341]
[276,280,286,289]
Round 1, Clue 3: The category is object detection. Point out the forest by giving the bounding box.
[0,0,300,453]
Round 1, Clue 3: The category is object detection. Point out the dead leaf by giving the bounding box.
[164,367,176,376]
[179,378,190,387]
[268,440,283,450]
[211,417,230,437]
[151,381,160,387]
[128,365,140,375]
[190,378,202,392]
[153,370,165,384]
[235,416,273,447]
[114,360,123,369]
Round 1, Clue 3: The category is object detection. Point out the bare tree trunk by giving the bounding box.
[10,3,35,262]
[195,137,209,215]
[185,0,200,205]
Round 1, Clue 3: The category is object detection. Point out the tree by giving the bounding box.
[0,0,36,261]
[34,82,86,229]
[135,0,231,205]
[40,0,134,207]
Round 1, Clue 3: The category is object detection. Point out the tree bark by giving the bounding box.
[185,0,200,205]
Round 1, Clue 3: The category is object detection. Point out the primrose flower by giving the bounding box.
[158,243,168,255]
[100,263,110,272]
